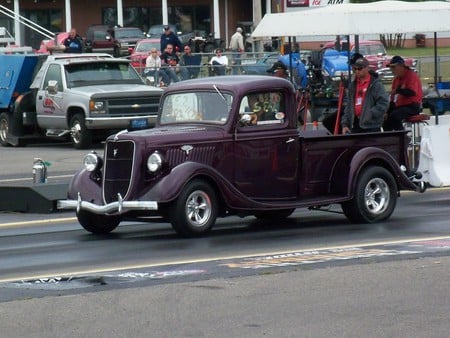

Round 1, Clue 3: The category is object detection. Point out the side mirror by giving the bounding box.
[47,80,58,94]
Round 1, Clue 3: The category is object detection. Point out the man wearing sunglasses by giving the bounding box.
[341,57,389,134]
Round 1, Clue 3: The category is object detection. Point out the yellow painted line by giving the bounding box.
[1,235,449,283]
[0,217,77,228]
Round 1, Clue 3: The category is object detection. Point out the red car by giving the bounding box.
[322,40,417,81]
[129,38,160,74]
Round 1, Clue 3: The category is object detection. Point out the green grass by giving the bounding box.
[387,46,450,57]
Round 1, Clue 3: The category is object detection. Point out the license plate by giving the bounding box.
[130,118,148,129]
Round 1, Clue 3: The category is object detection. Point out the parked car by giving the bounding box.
[321,40,418,82]
[129,38,160,74]
[147,24,195,46]
[85,25,146,57]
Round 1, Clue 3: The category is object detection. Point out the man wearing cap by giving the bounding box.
[160,25,183,53]
[341,57,389,134]
[383,55,423,131]
[229,27,244,75]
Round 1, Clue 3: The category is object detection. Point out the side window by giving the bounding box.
[43,64,63,91]
[239,91,286,127]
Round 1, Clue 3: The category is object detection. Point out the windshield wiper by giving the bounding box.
[213,84,226,102]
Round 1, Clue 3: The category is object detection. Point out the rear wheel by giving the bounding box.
[169,179,218,237]
[342,166,397,223]
[77,210,121,234]
[0,112,11,147]
[70,113,92,149]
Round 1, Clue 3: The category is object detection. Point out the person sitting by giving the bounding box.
[160,43,180,84]
[209,48,228,76]
[179,45,202,80]
[63,28,83,53]
[143,48,170,87]
[383,56,423,131]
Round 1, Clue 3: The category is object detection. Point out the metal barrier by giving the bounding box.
[136,51,278,85]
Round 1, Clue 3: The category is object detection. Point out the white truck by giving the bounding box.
[0,53,163,149]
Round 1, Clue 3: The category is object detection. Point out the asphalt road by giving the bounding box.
[0,144,449,337]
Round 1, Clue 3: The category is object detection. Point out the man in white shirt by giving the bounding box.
[209,48,228,76]
[229,27,244,75]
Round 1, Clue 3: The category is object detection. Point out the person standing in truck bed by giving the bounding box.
[341,57,389,134]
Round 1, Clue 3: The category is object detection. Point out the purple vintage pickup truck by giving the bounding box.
[58,75,425,237]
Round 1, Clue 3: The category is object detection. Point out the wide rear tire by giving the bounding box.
[169,179,218,237]
[342,166,397,223]
[77,210,121,234]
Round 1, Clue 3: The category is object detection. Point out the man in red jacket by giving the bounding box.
[383,56,423,131]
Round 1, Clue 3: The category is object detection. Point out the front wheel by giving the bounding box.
[169,179,218,237]
[70,113,92,149]
[342,166,397,223]
[77,210,121,234]
[0,112,11,147]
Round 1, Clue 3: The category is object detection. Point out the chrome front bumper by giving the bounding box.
[57,193,158,214]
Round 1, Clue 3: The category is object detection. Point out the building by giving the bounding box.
[0,0,276,49]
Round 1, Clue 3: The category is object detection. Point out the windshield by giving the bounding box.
[160,91,233,124]
[358,44,387,56]
[115,28,143,39]
[65,62,145,87]
[136,41,159,52]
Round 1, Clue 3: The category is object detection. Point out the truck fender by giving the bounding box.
[67,169,103,204]
[140,161,255,208]
[331,147,416,198]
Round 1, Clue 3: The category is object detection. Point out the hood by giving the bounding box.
[70,84,162,98]
[110,125,226,148]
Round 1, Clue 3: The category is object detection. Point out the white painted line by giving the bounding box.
[0,174,73,183]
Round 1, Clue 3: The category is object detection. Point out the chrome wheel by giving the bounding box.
[185,190,212,227]
[364,177,390,215]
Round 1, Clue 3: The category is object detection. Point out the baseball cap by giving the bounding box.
[349,52,364,65]
[353,57,369,68]
[163,25,170,31]
[388,55,405,67]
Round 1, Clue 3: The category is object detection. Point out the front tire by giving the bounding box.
[169,179,218,237]
[0,112,11,147]
[342,166,397,223]
[70,113,92,149]
[77,210,121,234]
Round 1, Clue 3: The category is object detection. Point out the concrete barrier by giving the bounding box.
[418,116,450,187]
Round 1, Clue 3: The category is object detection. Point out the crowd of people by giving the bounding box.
[62,26,424,131]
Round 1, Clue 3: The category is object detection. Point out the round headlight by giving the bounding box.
[83,152,102,172]
[147,152,163,173]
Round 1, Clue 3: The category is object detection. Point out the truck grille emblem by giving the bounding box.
[131,104,141,109]
[113,148,118,157]
[181,145,193,155]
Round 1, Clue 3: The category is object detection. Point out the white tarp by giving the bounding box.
[252,1,450,37]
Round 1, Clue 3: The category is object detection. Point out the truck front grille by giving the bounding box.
[103,140,135,204]
[107,96,160,116]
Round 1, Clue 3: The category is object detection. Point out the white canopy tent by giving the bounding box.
[252,0,450,87]
[251,1,450,37]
